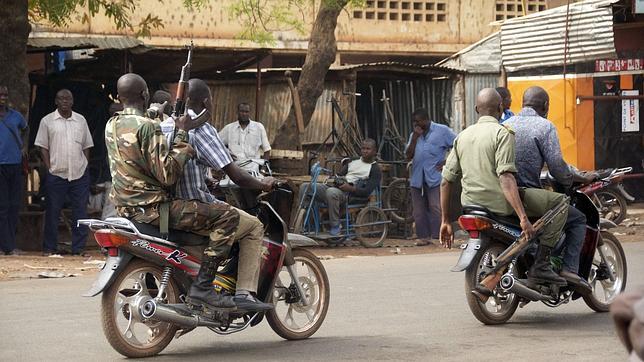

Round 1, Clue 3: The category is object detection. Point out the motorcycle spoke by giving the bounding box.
[122,311,143,346]
[284,305,300,330]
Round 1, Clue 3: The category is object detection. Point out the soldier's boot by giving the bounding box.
[528,244,567,286]
[187,257,236,309]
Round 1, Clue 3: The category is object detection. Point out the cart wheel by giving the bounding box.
[383,178,413,224]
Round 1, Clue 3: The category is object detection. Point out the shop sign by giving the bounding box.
[622,90,640,133]
[595,59,644,72]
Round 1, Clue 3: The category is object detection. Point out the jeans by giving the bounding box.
[410,184,441,239]
[0,164,22,253]
[298,183,346,227]
[43,172,90,253]
[555,205,587,274]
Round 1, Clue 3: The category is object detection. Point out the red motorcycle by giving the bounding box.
[79,185,329,358]
[577,167,633,225]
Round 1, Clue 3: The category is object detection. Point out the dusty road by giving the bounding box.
[0,241,642,361]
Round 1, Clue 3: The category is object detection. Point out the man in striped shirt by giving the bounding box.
[160,78,277,311]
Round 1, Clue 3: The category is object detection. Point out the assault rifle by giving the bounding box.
[474,197,570,302]
[172,41,194,118]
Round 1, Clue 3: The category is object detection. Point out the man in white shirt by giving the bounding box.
[219,103,271,163]
[35,89,94,256]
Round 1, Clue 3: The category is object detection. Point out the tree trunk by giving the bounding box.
[272,0,347,150]
[0,1,31,117]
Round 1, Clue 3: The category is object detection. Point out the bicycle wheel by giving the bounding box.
[382,178,413,224]
[355,206,388,248]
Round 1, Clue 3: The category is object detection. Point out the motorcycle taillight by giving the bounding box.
[94,230,131,248]
[458,215,491,232]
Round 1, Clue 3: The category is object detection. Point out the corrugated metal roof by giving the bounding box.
[235,61,463,75]
[437,32,501,73]
[28,32,143,50]
[500,0,618,71]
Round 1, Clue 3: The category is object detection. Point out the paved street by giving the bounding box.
[1,241,642,361]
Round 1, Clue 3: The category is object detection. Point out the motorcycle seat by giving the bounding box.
[461,204,533,228]
[132,222,210,246]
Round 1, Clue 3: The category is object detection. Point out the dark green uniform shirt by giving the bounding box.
[442,116,517,215]
[105,107,195,221]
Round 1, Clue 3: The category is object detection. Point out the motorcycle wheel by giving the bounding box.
[594,189,628,225]
[465,242,519,325]
[355,206,388,248]
[382,178,414,224]
[583,232,627,312]
[101,259,180,358]
[267,248,330,340]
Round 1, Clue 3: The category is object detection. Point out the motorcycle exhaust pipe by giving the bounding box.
[500,274,550,302]
[140,299,220,329]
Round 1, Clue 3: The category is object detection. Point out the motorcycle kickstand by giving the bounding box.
[286,265,310,306]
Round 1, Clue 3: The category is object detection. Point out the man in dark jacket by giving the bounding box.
[298,139,381,236]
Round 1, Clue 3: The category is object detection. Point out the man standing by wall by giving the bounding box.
[35,89,94,256]
[405,108,456,246]
[220,102,271,164]
[0,85,28,255]
[496,87,514,123]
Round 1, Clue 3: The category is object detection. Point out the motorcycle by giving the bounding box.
[452,184,627,325]
[78,184,329,358]
[578,167,633,225]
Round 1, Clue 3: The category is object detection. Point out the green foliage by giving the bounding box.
[28,0,206,37]
[228,0,365,46]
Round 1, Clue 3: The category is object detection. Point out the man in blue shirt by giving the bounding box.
[0,85,28,255]
[496,87,514,123]
[405,108,456,245]
[504,86,591,293]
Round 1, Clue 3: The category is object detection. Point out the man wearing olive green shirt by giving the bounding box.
[438,88,567,287]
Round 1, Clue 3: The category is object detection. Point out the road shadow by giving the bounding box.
[141,335,457,361]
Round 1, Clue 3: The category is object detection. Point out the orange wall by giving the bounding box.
[508,74,596,170]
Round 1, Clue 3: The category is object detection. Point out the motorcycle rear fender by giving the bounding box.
[83,252,133,297]
[600,218,618,230]
[614,183,635,202]
[451,237,486,272]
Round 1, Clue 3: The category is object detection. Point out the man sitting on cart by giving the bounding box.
[298,139,382,236]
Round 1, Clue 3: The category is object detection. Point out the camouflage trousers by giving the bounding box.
[121,200,264,292]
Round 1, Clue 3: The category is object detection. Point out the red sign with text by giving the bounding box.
[595,59,644,72]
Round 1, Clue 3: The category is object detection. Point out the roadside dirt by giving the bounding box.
[1,204,642,282]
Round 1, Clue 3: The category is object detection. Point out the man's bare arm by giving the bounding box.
[223,162,274,191]
[439,179,454,248]
[263,151,270,160]
[499,172,535,239]
[405,134,419,161]
[40,147,50,170]
[83,149,90,162]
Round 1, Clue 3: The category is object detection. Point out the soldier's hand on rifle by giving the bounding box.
[519,216,536,240]
[439,222,453,249]
[175,112,208,132]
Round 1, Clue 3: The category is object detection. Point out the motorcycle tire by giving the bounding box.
[583,232,627,313]
[594,189,628,225]
[101,259,180,358]
[267,248,330,340]
[465,242,519,325]
[382,178,414,224]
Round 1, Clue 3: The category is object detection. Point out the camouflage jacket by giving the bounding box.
[105,107,195,221]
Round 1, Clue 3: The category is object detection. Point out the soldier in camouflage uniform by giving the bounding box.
[106,73,274,312]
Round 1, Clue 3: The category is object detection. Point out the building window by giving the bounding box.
[494,0,547,21]
[352,0,447,22]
